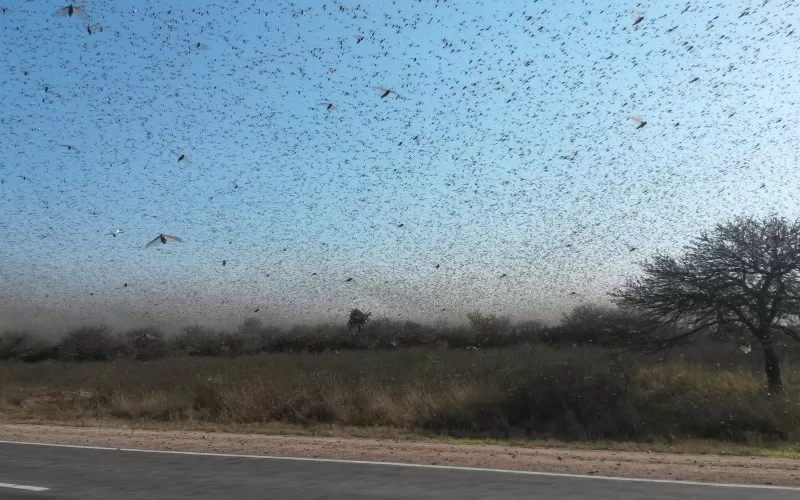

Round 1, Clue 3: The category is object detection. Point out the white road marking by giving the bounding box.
[0,439,799,492]
[0,482,49,492]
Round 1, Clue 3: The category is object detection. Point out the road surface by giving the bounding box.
[0,441,798,499]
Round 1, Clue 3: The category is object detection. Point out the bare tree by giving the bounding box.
[347,308,371,335]
[612,215,800,394]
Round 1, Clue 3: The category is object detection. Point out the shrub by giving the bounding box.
[543,303,649,347]
[348,308,371,334]
[58,326,118,362]
[0,330,56,362]
[174,325,225,356]
[124,327,168,361]
[236,318,276,353]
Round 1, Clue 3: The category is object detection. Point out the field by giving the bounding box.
[2,344,800,451]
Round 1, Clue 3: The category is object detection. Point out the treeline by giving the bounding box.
[0,304,723,363]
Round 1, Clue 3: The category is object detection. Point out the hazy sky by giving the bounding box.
[1,0,799,332]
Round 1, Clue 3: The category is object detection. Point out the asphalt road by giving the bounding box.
[0,442,798,499]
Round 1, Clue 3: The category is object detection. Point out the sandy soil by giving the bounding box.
[0,424,798,486]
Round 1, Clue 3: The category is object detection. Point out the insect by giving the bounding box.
[145,233,184,247]
[41,84,62,98]
[109,228,124,237]
[193,42,208,50]
[171,150,191,163]
[319,102,337,111]
[86,23,102,35]
[56,4,86,18]
[60,144,80,153]
[374,86,396,99]
[630,117,647,129]
[632,12,644,25]
[559,152,577,161]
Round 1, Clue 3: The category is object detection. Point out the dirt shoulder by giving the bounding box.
[0,423,798,486]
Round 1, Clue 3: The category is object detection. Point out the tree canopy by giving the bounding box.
[613,215,800,393]
[347,308,372,334]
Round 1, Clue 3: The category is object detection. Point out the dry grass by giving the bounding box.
[1,346,799,449]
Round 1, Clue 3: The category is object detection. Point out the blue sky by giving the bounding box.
[1,0,799,332]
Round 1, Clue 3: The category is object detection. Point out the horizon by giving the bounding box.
[0,301,561,337]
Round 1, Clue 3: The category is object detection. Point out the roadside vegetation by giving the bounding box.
[1,311,799,446]
[3,215,800,448]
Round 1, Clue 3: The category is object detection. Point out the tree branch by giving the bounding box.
[774,324,800,342]
[622,321,716,354]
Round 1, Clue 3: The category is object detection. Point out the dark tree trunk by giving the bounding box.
[760,335,783,394]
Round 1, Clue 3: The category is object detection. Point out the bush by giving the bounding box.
[0,307,715,362]
[348,308,371,334]
[236,318,276,353]
[514,320,546,344]
[281,323,352,352]
[437,325,475,349]
[543,303,649,347]
[58,326,118,362]
[124,327,168,361]
[174,325,225,356]
[0,331,56,362]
